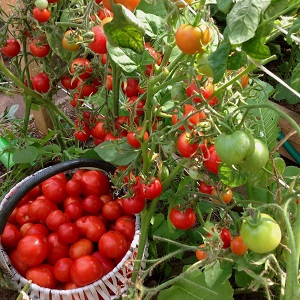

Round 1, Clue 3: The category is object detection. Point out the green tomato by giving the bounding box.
[35,0,49,10]
[214,130,255,165]
[240,213,281,253]
[236,139,269,172]
[188,165,203,180]
[196,52,214,78]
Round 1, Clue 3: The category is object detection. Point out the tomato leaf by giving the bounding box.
[218,163,248,187]
[204,261,232,288]
[104,5,145,54]
[13,145,38,163]
[227,50,247,70]
[216,0,233,14]
[157,268,233,300]
[94,138,139,166]
[226,0,271,45]
[209,40,231,83]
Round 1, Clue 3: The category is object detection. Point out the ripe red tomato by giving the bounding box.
[220,228,231,249]
[64,202,84,221]
[175,23,211,55]
[28,197,58,223]
[17,234,49,266]
[127,96,145,116]
[66,178,83,197]
[41,177,68,204]
[1,223,22,250]
[122,78,139,97]
[32,72,50,93]
[121,194,145,215]
[114,215,135,241]
[141,177,163,200]
[9,249,29,277]
[144,42,162,76]
[70,255,104,287]
[69,238,94,260]
[98,231,128,259]
[81,170,110,196]
[70,58,92,80]
[75,215,106,242]
[24,223,49,238]
[61,75,79,90]
[177,131,199,158]
[1,38,21,57]
[88,25,107,54]
[26,264,56,288]
[62,30,82,51]
[169,207,196,230]
[27,185,42,198]
[198,181,214,194]
[186,79,214,104]
[102,201,123,221]
[57,222,80,244]
[91,251,115,276]
[53,257,73,283]
[74,122,91,142]
[203,145,221,174]
[32,7,51,22]
[29,38,50,57]
[102,0,140,12]
[230,236,248,256]
[46,233,69,265]
[126,127,149,148]
[15,204,31,226]
[46,209,71,232]
[81,195,102,214]
[90,121,107,139]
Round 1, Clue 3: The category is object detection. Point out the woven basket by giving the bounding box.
[0,158,147,300]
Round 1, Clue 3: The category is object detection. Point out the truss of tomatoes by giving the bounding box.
[1,168,142,290]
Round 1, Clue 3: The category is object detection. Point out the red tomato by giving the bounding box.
[72,169,86,181]
[69,238,94,260]
[70,255,104,287]
[126,127,149,148]
[198,181,214,194]
[144,43,162,76]
[91,121,107,139]
[64,202,84,221]
[141,177,163,200]
[9,249,29,277]
[82,194,103,215]
[122,78,139,97]
[92,251,115,276]
[121,194,145,215]
[26,264,56,288]
[28,197,58,223]
[169,207,196,230]
[46,210,71,232]
[32,72,50,93]
[106,74,113,91]
[1,38,21,57]
[74,122,91,142]
[29,38,50,57]
[102,201,123,221]
[65,178,83,197]
[57,222,80,244]
[98,231,128,259]
[76,79,99,97]
[75,215,106,242]
[70,58,92,80]
[81,170,110,196]
[27,185,42,198]
[41,177,68,204]
[203,145,221,174]
[114,215,135,241]
[19,222,34,236]
[32,7,51,22]
[177,131,199,158]
[88,25,107,54]
[61,75,79,90]
[46,233,69,265]
[17,234,49,266]
[230,236,248,256]
[127,96,145,116]
[53,257,73,283]
[220,228,231,249]
[1,223,22,250]
[15,204,31,226]
[186,80,214,103]
[24,223,49,237]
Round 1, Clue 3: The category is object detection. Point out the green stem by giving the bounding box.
[111,60,122,117]
[23,95,33,135]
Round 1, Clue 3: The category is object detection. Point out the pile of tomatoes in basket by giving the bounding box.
[1,168,137,290]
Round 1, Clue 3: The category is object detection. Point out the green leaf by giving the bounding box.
[158,269,234,300]
[209,40,231,83]
[94,138,139,166]
[226,0,271,45]
[274,79,300,104]
[290,62,300,92]
[227,50,247,70]
[136,10,166,38]
[137,0,167,17]
[217,0,233,13]
[218,163,248,187]
[104,4,145,54]
[13,146,38,164]
[287,17,300,45]
[204,261,233,288]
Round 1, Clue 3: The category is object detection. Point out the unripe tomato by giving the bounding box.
[175,23,211,55]
[62,30,82,51]
[240,213,281,253]
[35,0,48,10]
[211,187,233,204]
[102,0,140,12]
[195,244,207,261]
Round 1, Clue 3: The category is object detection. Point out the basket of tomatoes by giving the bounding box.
[0,158,146,300]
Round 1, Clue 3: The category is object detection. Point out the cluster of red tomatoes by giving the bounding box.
[1,168,141,290]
